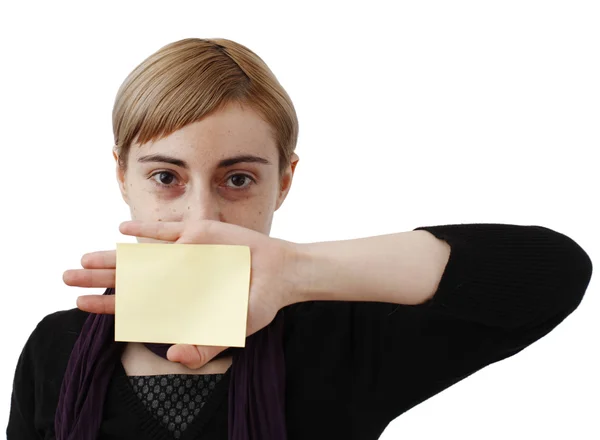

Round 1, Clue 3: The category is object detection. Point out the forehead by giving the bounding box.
[132,102,278,163]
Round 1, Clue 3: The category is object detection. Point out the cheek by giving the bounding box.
[222,198,275,233]
[126,187,171,222]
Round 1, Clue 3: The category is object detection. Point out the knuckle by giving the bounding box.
[195,221,209,235]
[195,348,209,367]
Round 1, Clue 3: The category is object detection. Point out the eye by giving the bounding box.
[225,173,256,189]
[150,171,179,188]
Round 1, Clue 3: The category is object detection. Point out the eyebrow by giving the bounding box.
[137,154,271,169]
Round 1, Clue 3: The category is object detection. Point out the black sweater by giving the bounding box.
[7,223,593,440]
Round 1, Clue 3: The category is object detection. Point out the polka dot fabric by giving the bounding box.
[129,374,223,439]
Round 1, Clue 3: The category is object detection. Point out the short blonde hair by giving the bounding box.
[112,38,298,175]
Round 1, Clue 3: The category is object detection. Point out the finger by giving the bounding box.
[120,220,183,242]
[63,269,115,288]
[81,250,116,269]
[76,295,116,314]
[166,344,227,369]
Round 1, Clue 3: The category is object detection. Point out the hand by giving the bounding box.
[64,220,300,368]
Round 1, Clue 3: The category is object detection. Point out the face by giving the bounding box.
[115,101,298,242]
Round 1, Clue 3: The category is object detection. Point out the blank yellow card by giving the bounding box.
[115,243,251,348]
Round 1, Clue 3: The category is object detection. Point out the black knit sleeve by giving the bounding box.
[413,223,592,327]
[7,323,44,439]
[349,223,592,428]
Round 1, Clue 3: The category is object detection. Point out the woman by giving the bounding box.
[7,38,593,440]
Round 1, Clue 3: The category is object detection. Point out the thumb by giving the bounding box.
[166,344,227,369]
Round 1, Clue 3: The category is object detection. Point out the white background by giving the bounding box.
[1,1,598,438]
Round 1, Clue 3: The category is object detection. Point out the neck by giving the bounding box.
[144,343,237,361]
[121,342,233,376]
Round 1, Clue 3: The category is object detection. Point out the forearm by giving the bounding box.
[288,230,451,306]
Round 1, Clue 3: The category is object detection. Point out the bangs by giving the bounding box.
[113,41,249,154]
[112,38,298,174]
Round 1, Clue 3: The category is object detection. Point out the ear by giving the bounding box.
[275,152,299,211]
[113,147,129,204]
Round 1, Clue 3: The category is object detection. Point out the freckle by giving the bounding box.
[187,206,190,210]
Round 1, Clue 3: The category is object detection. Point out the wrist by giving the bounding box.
[280,240,318,306]
[284,240,335,305]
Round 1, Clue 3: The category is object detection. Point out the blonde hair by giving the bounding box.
[112,38,298,176]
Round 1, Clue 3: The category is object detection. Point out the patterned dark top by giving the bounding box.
[128,374,224,439]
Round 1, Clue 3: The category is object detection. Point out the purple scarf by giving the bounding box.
[54,288,287,439]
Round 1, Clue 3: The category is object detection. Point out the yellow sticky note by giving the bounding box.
[115,243,251,348]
